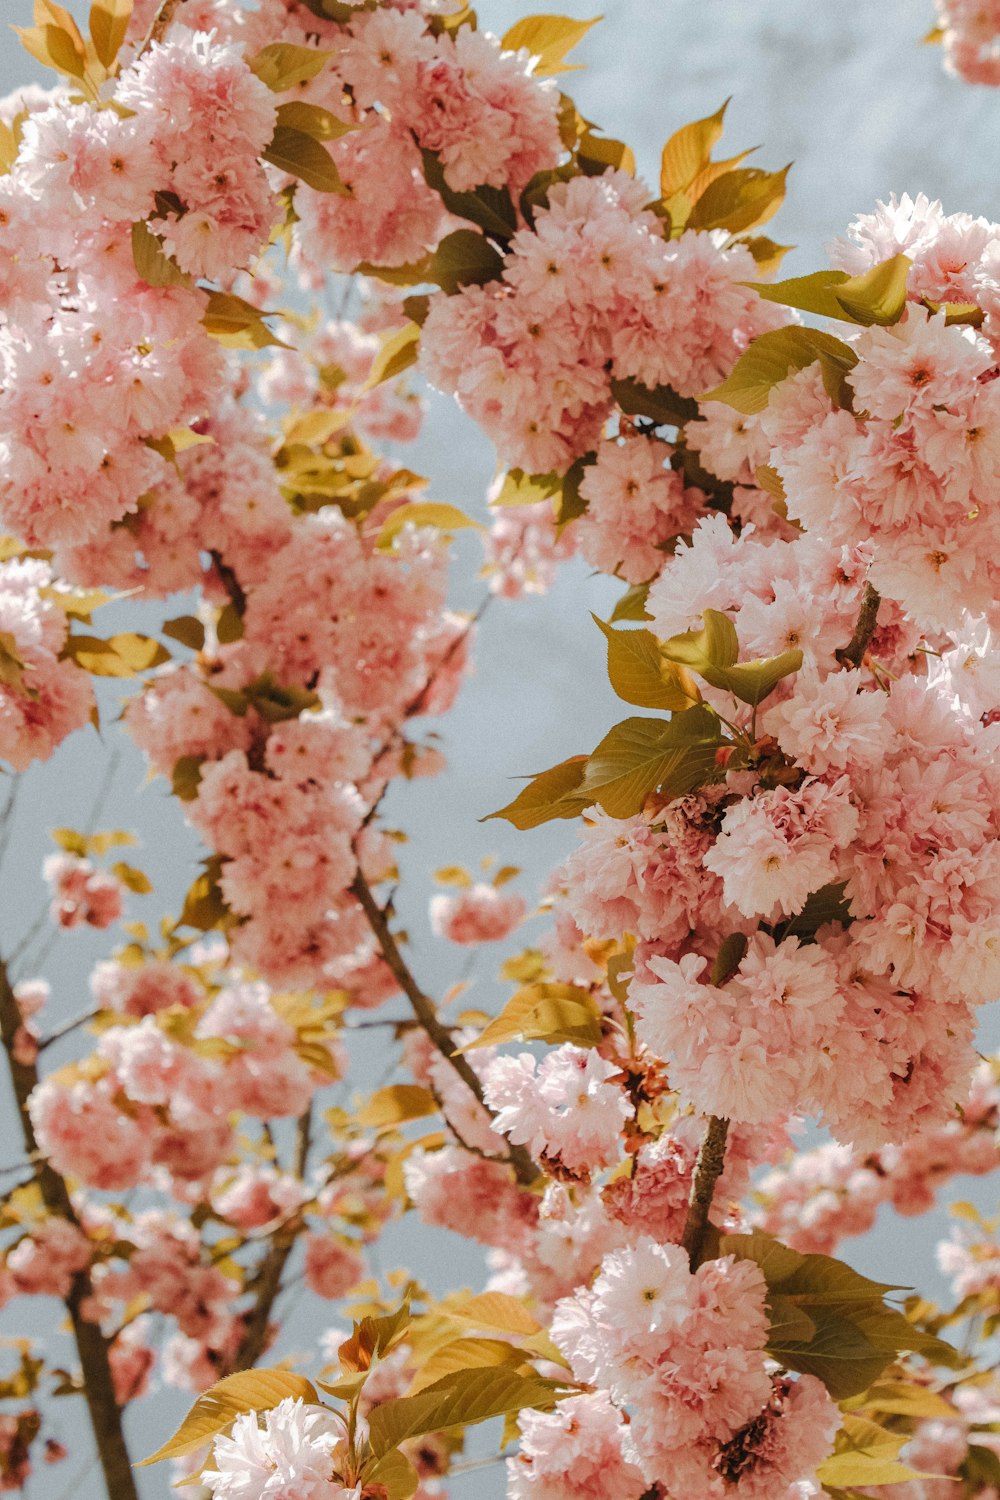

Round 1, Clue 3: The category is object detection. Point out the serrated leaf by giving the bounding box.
[139,1370,318,1465]
[366,322,421,390]
[375,502,479,550]
[687,164,790,234]
[659,98,729,198]
[361,1447,419,1500]
[500,13,600,75]
[484,755,590,830]
[428,229,504,294]
[751,253,910,328]
[450,1293,540,1336]
[660,612,802,706]
[581,706,724,818]
[248,42,333,91]
[358,1085,438,1130]
[703,325,859,414]
[816,1415,925,1488]
[162,616,206,653]
[131,221,191,290]
[368,1368,562,1459]
[201,292,289,351]
[408,1339,527,1394]
[89,0,132,68]
[609,582,651,623]
[264,126,348,194]
[462,982,602,1050]
[592,616,701,711]
[339,1302,411,1373]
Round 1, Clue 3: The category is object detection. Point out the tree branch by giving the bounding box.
[0,962,139,1500]
[680,1114,729,1268]
[836,582,881,670]
[230,1106,312,1373]
[146,0,186,47]
[349,869,538,1186]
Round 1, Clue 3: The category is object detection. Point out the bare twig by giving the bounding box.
[145,0,186,48]
[350,868,538,1187]
[0,960,139,1500]
[836,582,881,670]
[680,1114,729,1268]
[38,1006,99,1054]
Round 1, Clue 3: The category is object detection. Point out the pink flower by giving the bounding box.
[303,1235,365,1300]
[483,1045,629,1176]
[429,883,526,944]
[508,1393,647,1500]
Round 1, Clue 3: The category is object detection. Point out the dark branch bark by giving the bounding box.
[680,1114,729,1268]
[230,1106,312,1374]
[836,582,881,670]
[147,0,186,46]
[350,869,538,1186]
[0,963,138,1500]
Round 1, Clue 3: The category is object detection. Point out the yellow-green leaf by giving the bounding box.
[375,502,479,550]
[248,42,333,91]
[659,98,729,198]
[275,99,355,141]
[687,164,790,234]
[365,322,421,390]
[361,1448,419,1500]
[89,0,132,68]
[15,22,86,80]
[450,1293,540,1337]
[660,609,802,706]
[581,706,724,818]
[131,220,191,290]
[409,1339,527,1394]
[489,469,561,508]
[171,755,205,803]
[592,615,702,711]
[112,862,151,895]
[577,130,635,176]
[500,13,600,75]
[609,582,651,623]
[139,1369,319,1465]
[484,756,591,830]
[368,1369,562,1459]
[736,235,794,278]
[703,326,858,414]
[358,1085,438,1130]
[751,253,911,328]
[201,292,289,351]
[816,1415,925,1488]
[463,982,602,1050]
[263,125,348,194]
[428,228,504,294]
[162,616,206,653]
[62,633,170,677]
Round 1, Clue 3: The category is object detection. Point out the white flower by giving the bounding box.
[202,1397,342,1500]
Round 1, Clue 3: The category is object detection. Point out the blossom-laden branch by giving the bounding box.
[350,868,539,1186]
[230,1105,313,1374]
[679,1114,730,1268]
[0,961,139,1500]
[836,582,881,670]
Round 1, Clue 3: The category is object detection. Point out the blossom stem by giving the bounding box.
[0,960,139,1500]
[680,1114,729,1268]
[230,1104,313,1373]
[147,0,186,47]
[836,581,881,670]
[350,868,539,1186]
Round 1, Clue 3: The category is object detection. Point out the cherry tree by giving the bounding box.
[1,1,1000,1498]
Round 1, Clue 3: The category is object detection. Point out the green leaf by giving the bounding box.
[111,861,151,895]
[483,755,591,830]
[171,755,204,804]
[248,42,333,91]
[162,616,206,653]
[816,1415,927,1489]
[687,165,790,234]
[610,377,700,428]
[367,1369,563,1459]
[421,149,517,240]
[275,100,355,142]
[736,235,793,277]
[177,856,235,933]
[428,229,505,294]
[490,469,561,508]
[216,601,244,645]
[361,1448,419,1500]
[709,931,748,986]
[242,674,321,724]
[0,632,36,698]
[338,1301,412,1373]
[89,0,132,68]
[365,322,421,389]
[263,125,348,194]
[591,615,702,711]
[660,99,729,198]
[661,613,803,705]
[463,982,602,1050]
[751,253,911,328]
[14,23,86,80]
[201,292,289,351]
[408,1338,528,1393]
[62,633,170,678]
[609,582,651,623]
[357,1085,438,1130]
[131,220,191,290]
[702,325,859,414]
[581,707,724,817]
[500,13,600,75]
[375,502,479,550]
[449,1293,540,1336]
[577,131,635,177]
[779,881,852,941]
[139,1369,318,1465]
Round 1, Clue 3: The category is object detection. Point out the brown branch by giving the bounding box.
[835,582,881,670]
[209,549,247,619]
[350,869,538,1186]
[146,0,186,48]
[680,1114,729,1268]
[230,1106,312,1374]
[0,963,139,1500]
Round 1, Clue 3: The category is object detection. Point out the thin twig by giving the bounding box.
[680,1114,729,1268]
[0,777,20,883]
[836,582,881,670]
[38,1006,98,1054]
[349,868,538,1186]
[145,0,185,49]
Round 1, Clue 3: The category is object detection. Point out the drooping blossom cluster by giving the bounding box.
[0,556,95,770]
[933,0,1000,83]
